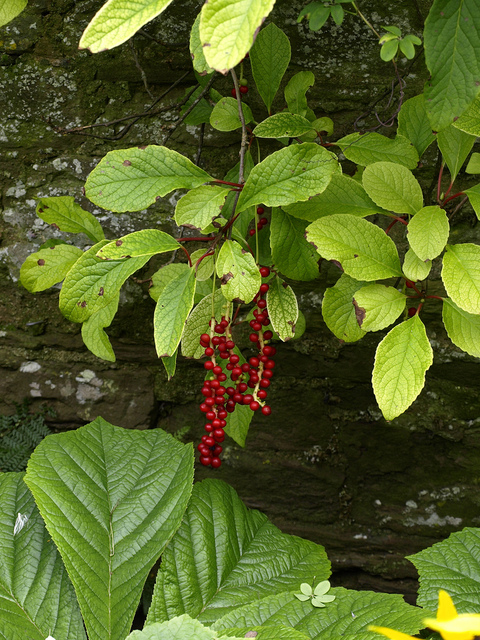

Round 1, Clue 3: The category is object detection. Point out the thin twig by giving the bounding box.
[231,68,248,186]
[129,39,154,99]
[162,73,217,145]
[195,123,206,166]
[448,196,469,221]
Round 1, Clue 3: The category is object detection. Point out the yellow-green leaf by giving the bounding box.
[442,243,480,314]
[216,240,261,303]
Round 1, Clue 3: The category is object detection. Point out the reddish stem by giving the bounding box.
[385,216,408,234]
[441,191,465,207]
[177,236,212,242]
[425,294,444,301]
[444,180,454,199]
[437,164,444,203]
[212,179,243,188]
[180,244,192,266]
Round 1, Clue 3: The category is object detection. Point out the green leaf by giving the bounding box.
[224,401,254,448]
[453,95,480,136]
[437,124,476,181]
[250,23,291,113]
[284,71,315,117]
[330,4,344,25]
[36,196,105,243]
[191,249,215,281]
[397,95,436,157]
[270,209,319,281]
[362,162,424,215]
[161,349,178,381]
[312,117,334,136]
[236,144,338,213]
[147,479,331,627]
[85,145,213,213]
[98,229,179,260]
[181,289,227,359]
[403,248,432,281]
[175,185,229,230]
[180,86,214,126]
[380,39,399,61]
[442,243,480,314]
[336,133,419,170]
[409,528,480,613]
[283,173,388,221]
[213,587,428,640]
[407,205,450,261]
[24,418,194,640]
[127,614,244,640]
[79,0,175,52]
[398,38,415,59]
[199,0,276,73]
[442,298,480,358]
[0,473,86,640]
[59,241,150,323]
[81,294,119,362]
[0,0,27,26]
[424,0,480,131]
[216,240,261,303]
[20,244,83,293]
[353,284,406,332]
[154,267,196,357]
[306,214,403,280]
[322,274,368,343]
[190,14,214,76]
[266,276,298,341]
[221,625,310,640]
[254,113,314,138]
[210,97,253,131]
[465,183,480,220]
[466,152,480,174]
[372,315,433,421]
[149,264,190,302]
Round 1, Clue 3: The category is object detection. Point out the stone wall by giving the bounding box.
[2,0,480,599]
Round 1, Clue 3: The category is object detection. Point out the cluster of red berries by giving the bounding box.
[231,85,249,98]
[406,280,418,317]
[249,206,269,237]
[197,267,275,468]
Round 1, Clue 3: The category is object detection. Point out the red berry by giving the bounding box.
[252,322,262,332]
[212,418,221,428]
[265,360,275,369]
[202,435,215,446]
[200,455,212,466]
[229,354,240,364]
[213,445,223,456]
[249,373,259,384]
[263,330,273,340]
[260,379,270,388]
[200,403,209,412]
[260,355,268,363]
[243,394,254,405]
[408,307,417,317]
[257,299,267,309]
[241,363,250,372]
[263,346,273,356]
[260,217,268,226]
[249,229,256,236]
[259,266,270,278]
[213,430,225,443]
[261,405,272,416]
[226,363,234,371]
[250,333,259,343]
[212,336,221,346]
[201,333,210,344]
[257,206,265,214]
[204,423,213,432]
[218,373,227,382]
[211,457,222,468]
[205,397,215,406]
[210,379,220,389]
[226,387,235,396]
[215,396,225,405]
[232,367,242,377]
[258,389,267,399]
[226,340,235,349]
[260,283,269,294]
[250,400,260,411]
[231,88,237,98]
[205,347,214,357]
[249,357,259,368]
[226,403,235,413]
[262,369,274,379]
[204,361,214,370]
[406,280,415,288]
[238,382,248,393]
[213,365,222,375]
[240,85,249,94]
[206,411,216,421]
[234,393,243,404]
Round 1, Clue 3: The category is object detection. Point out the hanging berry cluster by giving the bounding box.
[197,267,275,469]
[249,206,269,236]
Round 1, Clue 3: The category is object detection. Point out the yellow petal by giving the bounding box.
[369,626,417,640]
[424,614,480,640]
[437,590,458,622]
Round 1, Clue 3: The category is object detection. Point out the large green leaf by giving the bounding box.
[85,146,213,213]
[20,244,83,293]
[424,0,480,131]
[181,289,227,359]
[154,267,196,357]
[147,479,331,627]
[402,249,432,282]
[283,173,388,221]
[306,214,403,280]
[149,264,191,302]
[270,209,319,281]
[397,95,436,157]
[216,240,261,303]
[407,206,450,261]
[250,23,291,113]
[175,185,228,230]
[236,144,337,213]
[79,0,175,52]
[213,587,428,640]
[372,315,433,421]
[35,196,105,243]
[442,243,480,314]
[254,113,314,138]
[98,229,179,259]
[466,153,480,174]
[437,124,476,181]
[81,294,119,362]
[224,401,253,448]
[199,0,276,73]
[266,276,298,341]
[362,162,424,215]
[190,14,213,76]
[284,71,315,117]
[24,418,194,640]
[322,275,367,343]
[442,297,480,358]
[409,528,480,613]
[353,284,406,332]
[59,241,150,323]
[465,183,480,220]
[127,615,244,640]
[222,625,309,640]
[210,97,253,131]
[453,95,480,135]
[336,133,419,169]
[0,473,86,640]
[0,0,27,27]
